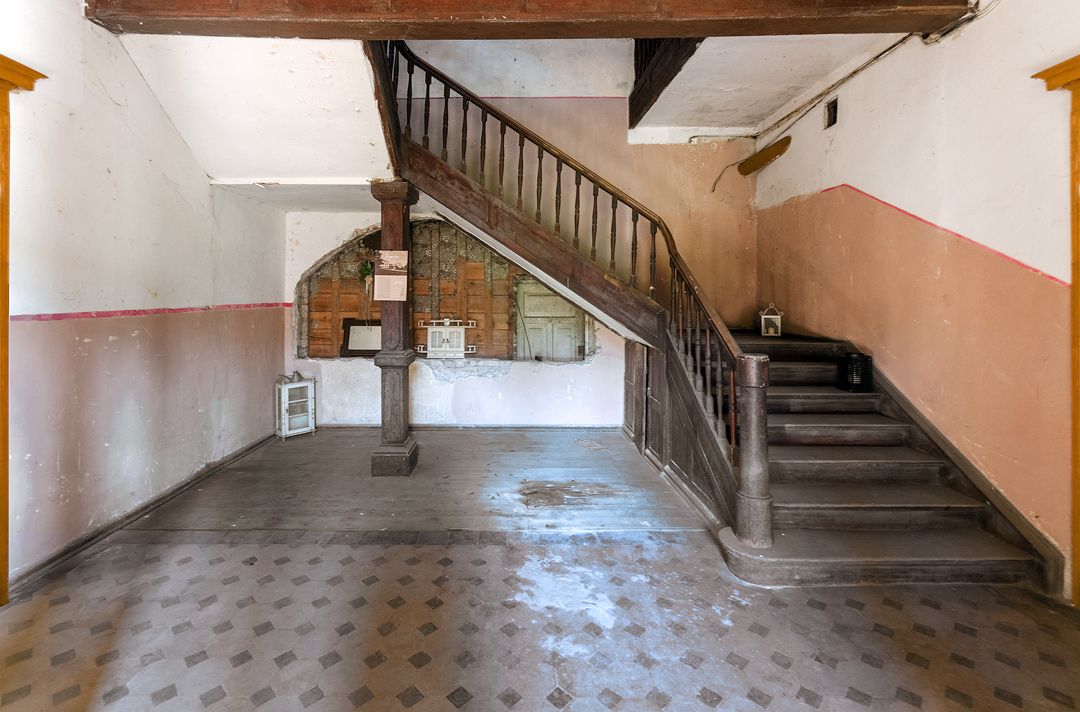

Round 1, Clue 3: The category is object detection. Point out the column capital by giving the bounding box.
[370,180,419,206]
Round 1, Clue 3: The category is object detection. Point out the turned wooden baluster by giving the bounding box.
[573,173,582,249]
[404,60,414,140]
[440,83,450,162]
[479,111,488,185]
[590,184,599,260]
[554,159,563,236]
[535,146,544,222]
[422,72,432,149]
[516,135,525,211]
[460,98,469,173]
[649,223,658,298]
[609,196,618,273]
[630,210,639,288]
[498,123,507,199]
[693,300,702,390]
[705,325,713,414]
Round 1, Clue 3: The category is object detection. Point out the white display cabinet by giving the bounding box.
[276,374,316,438]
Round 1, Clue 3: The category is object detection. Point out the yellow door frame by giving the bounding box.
[0,55,45,606]
[1034,54,1080,604]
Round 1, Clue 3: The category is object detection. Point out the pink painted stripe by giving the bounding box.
[823,184,1071,287]
[11,302,293,322]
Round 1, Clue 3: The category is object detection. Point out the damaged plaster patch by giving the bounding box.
[417,358,515,383]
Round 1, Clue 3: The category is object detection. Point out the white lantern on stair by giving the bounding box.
[759,304,783,337]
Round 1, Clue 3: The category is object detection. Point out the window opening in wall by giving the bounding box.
[825,97,839,129]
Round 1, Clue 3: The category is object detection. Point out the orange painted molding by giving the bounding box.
[1,54,44,608]
[0,55,46,92]
[1034,53,1080,92]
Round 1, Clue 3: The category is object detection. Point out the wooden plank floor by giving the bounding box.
[131,428,705,532]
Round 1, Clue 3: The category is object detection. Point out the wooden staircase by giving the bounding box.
[719,333,1042,586]
[367,42,1052,592]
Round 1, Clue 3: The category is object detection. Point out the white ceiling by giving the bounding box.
[121,35,394,184]
[636,34,902,136]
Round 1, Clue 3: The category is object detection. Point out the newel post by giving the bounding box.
[735,353,773,548]
[370,180,420,477]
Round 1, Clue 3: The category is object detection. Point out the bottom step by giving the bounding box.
[719,527,1035,586]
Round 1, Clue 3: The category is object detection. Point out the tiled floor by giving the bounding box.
[2,430,1079,711]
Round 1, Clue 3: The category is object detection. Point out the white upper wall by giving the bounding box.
[1,0,285,315]
[121,35,394,184]
[407,40,633,97]
[755,0,1079,283]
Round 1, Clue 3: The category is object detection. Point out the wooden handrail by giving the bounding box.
[384,41,744,365]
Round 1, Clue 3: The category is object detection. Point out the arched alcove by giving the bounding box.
[294,219,595,361]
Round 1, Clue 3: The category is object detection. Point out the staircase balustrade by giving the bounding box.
[372,40,771,547]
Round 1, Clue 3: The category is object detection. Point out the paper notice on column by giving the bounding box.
[373,250,408,301]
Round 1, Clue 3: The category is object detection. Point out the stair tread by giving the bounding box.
[746,528,1031,562]
[769,445,946,464]
[768,386,878,397]
[772,483,982,508]
[768,414,906,428]
[734,334,844,347]
[769,361,837,370]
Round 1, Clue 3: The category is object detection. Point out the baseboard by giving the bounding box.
[319,424,623,430]
[873,366,1066,598]
[8,434,275,600]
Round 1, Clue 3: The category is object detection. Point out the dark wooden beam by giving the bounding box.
[629,38,702,128]
[85,1,971,40]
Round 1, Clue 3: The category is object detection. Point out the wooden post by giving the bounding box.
[370,180,420,477]
[1034,54,1080,605]
[0,56,45,606]
[734,353,772,548]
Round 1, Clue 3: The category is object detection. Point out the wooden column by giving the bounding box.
[0,56,44,606]
[1035,54,1080,605]
[370,180,420,477]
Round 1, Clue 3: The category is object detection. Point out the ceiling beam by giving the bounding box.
[85,1,971,40]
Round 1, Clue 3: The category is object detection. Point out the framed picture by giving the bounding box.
[340,318,382,356]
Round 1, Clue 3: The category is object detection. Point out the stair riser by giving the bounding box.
[774,508,981,530]
[770,462,944,484]
[723,555,1035,587]
[735,345,842,361]
[767,396,881,414]
[768,426,909,446]
[768,368,837,386]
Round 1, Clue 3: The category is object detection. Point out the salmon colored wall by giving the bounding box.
[488,98,758,325]
[758,185,1072,560]
[8,306,285,576]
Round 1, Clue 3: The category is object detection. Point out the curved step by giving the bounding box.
[719,527,1035,586]
[733,334,845,361]
[769,446,947,483]
[772,483,983,529]
[767,386,882,414]
[768,413,910,446]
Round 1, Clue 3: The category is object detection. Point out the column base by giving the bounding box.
[371,436,419,477]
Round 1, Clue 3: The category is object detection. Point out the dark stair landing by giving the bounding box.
[719,333,1038,587]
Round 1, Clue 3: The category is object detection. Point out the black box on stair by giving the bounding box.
[837,352,874,392]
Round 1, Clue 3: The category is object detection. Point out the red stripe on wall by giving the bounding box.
[823,184,1071,288]
[10,302,293,322]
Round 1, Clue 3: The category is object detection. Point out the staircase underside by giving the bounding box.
[402,140,666,348]
[716,333,1044,589]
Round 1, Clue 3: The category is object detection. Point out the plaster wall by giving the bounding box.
[120,34,394,185]
[283,212,625,426]
[3,0,286,577]
[753,0,1077,578]
[756,0,1080,282]
[487,98,759,325]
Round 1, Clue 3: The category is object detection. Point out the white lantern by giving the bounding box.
[759,304,783,337]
